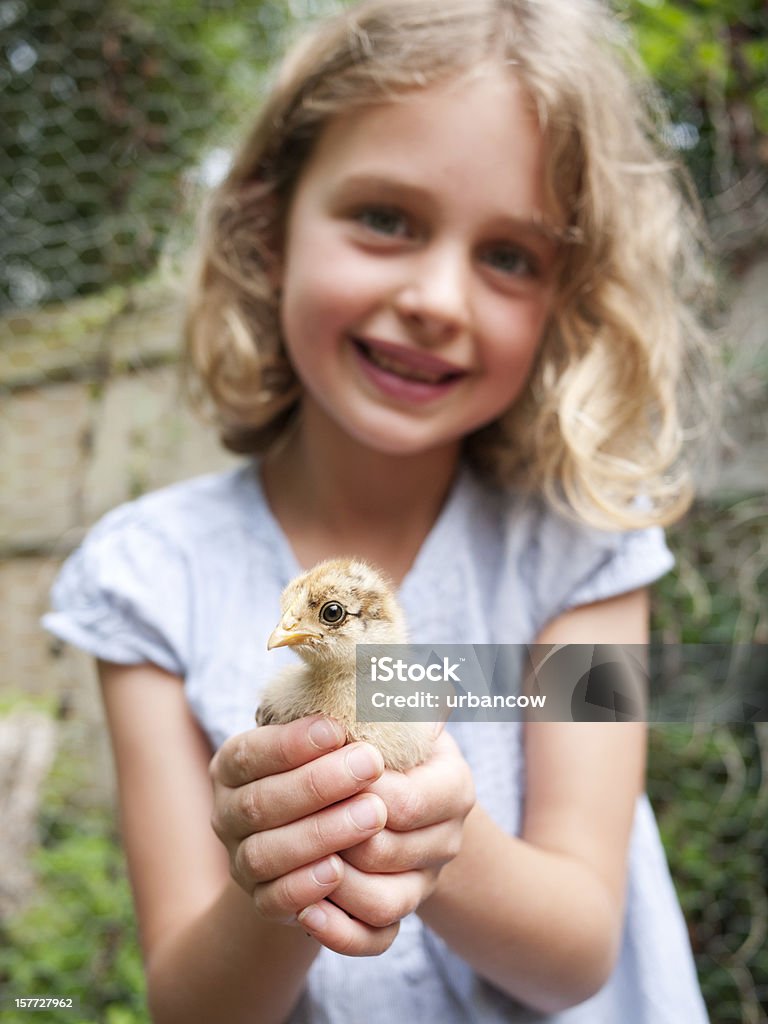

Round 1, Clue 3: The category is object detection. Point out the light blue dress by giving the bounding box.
[43,462,709,1023]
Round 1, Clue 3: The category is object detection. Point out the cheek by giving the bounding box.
[280,260,344,353]
[282,235,370,319]
[486,299,551,372]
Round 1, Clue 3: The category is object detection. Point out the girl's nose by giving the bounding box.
[392,244,470,344]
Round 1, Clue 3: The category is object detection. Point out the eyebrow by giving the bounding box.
[331,172,571,244]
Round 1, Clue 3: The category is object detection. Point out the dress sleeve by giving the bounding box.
[562,525,674,610]
[524,505,675,635]
[41,505,191,676]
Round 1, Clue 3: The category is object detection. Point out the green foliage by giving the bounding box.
[623,0,768,197]
[0,0,296,311]
[649,495,768,1023]
[648,724,767,1023]
[653,494,767,645]
[0,754,148,1024]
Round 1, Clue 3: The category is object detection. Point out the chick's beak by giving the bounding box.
[267,623,319,650]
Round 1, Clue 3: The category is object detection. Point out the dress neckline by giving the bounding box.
[244,458,472,600]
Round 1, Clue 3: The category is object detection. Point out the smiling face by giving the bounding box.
[278,70,562,459]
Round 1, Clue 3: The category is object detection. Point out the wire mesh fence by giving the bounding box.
[1,1,766,1022]
[0,0,320,308]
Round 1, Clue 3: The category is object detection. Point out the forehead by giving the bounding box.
[293,71,557,228]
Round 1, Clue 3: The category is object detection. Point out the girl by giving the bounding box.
[44,0,712,1021]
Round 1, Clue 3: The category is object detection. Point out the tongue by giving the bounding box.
[361,343,448,384]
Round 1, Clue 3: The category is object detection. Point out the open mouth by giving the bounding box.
[352,337,465,386]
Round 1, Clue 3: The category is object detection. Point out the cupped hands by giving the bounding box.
[209,715,474,956]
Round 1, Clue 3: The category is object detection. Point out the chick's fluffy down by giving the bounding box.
[257,558,434,771]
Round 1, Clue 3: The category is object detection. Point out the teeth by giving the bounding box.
[364,346,448,384]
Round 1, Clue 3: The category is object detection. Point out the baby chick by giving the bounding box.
[257,558,433,771]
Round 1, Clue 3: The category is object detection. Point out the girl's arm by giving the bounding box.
[416,587,649,1014]
[98,661,387,1024]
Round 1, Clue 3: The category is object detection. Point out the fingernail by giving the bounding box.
[349,795,384,831]
[308,718,343,750]
[311,857,339,886]
[298,905,327,931]
[345,744,382,781]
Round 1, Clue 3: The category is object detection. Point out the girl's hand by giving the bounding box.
[296,731,475,953]
[209,715,392,946]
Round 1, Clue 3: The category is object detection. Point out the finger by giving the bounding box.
[325,861,427,928]
[253,855,344,923]
[234,793,387,885]
[213,742,384,842]
[340,820,462,874]
[297,900,399,956]
[211,716,345,788]
[365,735,475,832]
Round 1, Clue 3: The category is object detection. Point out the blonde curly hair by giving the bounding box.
[185,0,712,530]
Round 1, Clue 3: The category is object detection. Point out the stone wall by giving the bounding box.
[0,282,237,805]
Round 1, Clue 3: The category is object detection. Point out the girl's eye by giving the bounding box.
[355,206,409,238]
[481,243,538,278]
[320,601,346,625]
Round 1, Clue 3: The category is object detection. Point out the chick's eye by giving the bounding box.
[356,206,409,238]
[320,601,346,625]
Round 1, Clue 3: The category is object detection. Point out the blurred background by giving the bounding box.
[0,0,766,1021]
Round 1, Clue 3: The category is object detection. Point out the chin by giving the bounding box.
[303,389,468,461]
[348,421,461,460]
